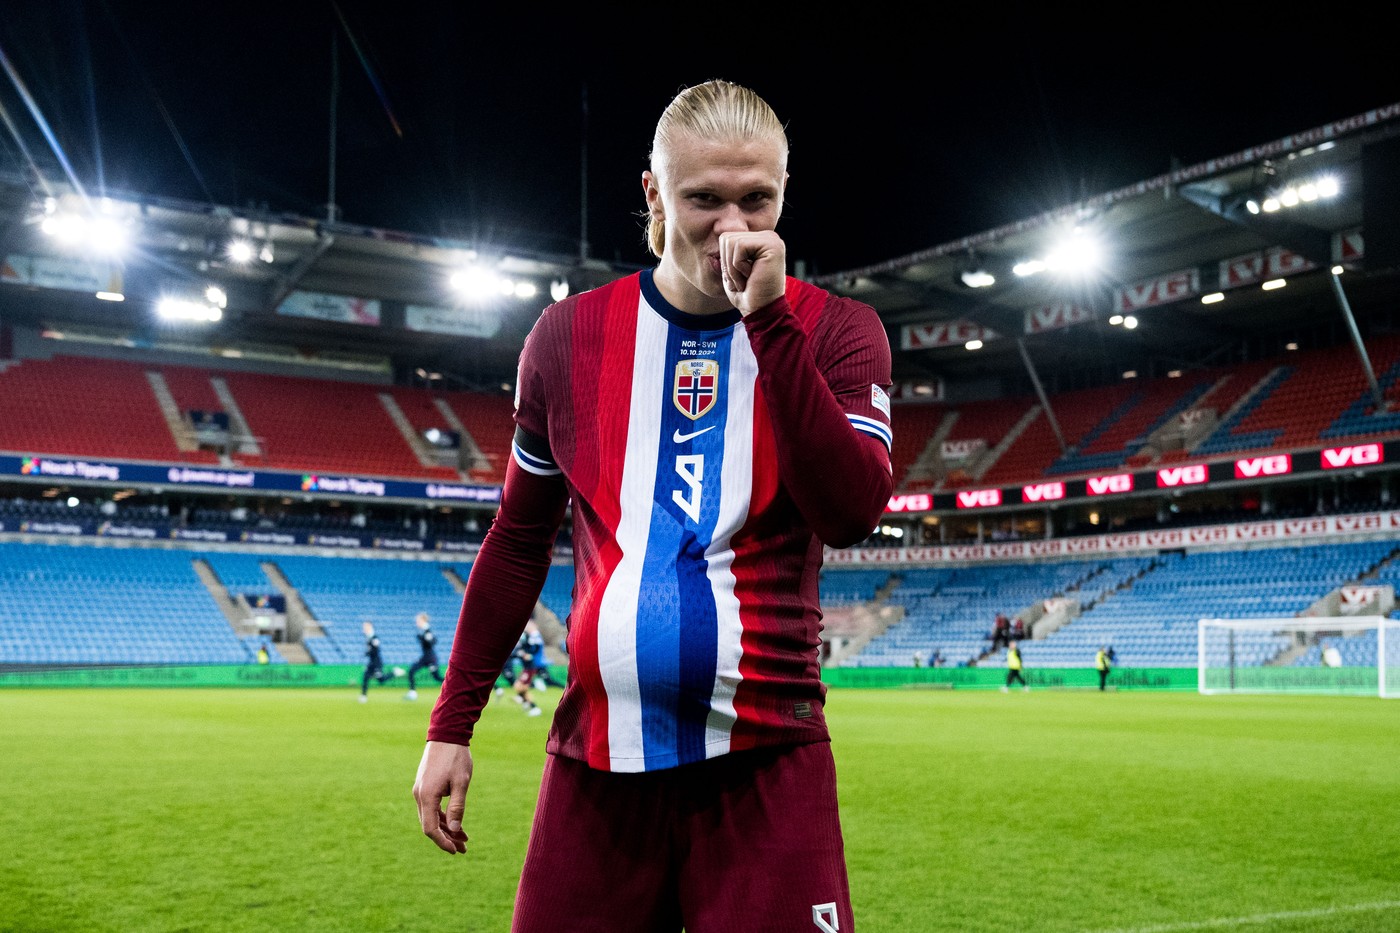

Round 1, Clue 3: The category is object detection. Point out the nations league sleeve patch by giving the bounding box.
[870,383,890,417]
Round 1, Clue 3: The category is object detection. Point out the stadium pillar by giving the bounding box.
[1017,339,1066,453]
[1330,271,1386,413]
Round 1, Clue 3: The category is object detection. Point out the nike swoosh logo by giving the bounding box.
[673,426,716,443]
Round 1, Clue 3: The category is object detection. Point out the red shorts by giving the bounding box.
[511,741,852,933]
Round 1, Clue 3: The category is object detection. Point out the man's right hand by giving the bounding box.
[413,740,473,854]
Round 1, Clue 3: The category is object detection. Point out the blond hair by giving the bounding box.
[645,79,788,258]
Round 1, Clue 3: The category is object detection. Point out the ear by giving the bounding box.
[642,170,663,219]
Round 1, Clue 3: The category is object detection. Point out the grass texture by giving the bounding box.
[2,685,1397,932]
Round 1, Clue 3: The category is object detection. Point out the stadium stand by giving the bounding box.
[264,553,470,666]
[0,541,253,664]
[0,355,213,464]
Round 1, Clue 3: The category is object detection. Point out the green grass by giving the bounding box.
[2,686,1398,932]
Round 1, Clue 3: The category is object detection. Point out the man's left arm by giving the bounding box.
[743,294,893,548]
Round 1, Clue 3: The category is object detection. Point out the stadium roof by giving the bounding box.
[2,103,1398,396]
[814,105,1400,395]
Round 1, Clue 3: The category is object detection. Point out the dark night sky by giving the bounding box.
[1,3,1397,277]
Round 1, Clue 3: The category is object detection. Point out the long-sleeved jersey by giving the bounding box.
[416,628,438,659]
[428,269,892,772]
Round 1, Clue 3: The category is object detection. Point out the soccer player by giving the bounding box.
[405,611,444,700]
[359,620,403,702]
[510,629,543,717]
[412,78,892,932]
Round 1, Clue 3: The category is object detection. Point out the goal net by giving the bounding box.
[1197,616,1400,698]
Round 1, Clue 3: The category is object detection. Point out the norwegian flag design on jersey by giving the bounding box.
[673,359,718,419]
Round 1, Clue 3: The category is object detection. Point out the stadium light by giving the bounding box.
[1122,316,1139,329]
[227,239,254,263]
[1201,292,1225,305]
[550,278,570,302]
[157,297,223,322]
[1012,226,1103,280]
[1262,279,1286,291]
[960,267,995,288]
[95,291,124,302]
[965,339,983,350]
[450,263,540,303]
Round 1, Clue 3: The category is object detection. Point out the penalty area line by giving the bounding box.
[1091,900,1400,933]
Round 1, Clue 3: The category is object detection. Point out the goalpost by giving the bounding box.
[1198,616,1400,698]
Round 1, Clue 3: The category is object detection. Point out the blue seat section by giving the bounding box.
[1047,382,1214,476]
[840,557,1145,668]
[539,565,576,625]
[0,542,253,664]
[1193,366,1292,455]
[199,551,276,594]
[1026,540,1397,668]
[820,568,894,606]
[1292,636,1380,667]
[271,554,468,666]
[1321,360,1400,438]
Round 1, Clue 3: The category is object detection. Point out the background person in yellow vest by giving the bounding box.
[1002,640,1029,693]
[1095,645,1112,691]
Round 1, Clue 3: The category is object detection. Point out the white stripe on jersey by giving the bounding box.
[847,413,892,449]
[596,300,668,770]
[700,324,758,755]
[511,441,561,475]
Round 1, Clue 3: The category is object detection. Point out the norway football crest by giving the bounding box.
[673,358,719,420]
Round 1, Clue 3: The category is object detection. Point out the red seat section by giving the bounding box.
[0,355,193,462]
[889,403,946,491]
[439,391,516,485]
[936,396,1036,488]
[218,370,457,480]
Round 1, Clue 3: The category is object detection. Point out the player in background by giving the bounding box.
[1003,640,1030,693]
[405,612,444,701]
[359,620,404,702]
[521,621,555,690]
[412,79,892,932]
[511,629,543,717]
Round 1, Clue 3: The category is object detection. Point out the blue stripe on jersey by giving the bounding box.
[635,322,734,768]
[848,413,892,450]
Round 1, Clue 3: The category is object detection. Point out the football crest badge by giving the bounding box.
[673,358,718,420]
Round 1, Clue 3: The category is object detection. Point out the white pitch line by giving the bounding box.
[1092,900,1400,933]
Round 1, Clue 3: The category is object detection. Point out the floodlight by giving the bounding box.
[1122,316,1138,329]
[1201,293,1225,305]
[227,239,254,263]
[550,278,570,302]
[1262,279,1286,291]
[1109,314,1124,325]
[960,269,995,288]
[157,298,222,322]
[513,280,538,299]
[86,217,128,255]
[95,291,124,302]
[204,286,227,309]
[258,243,275,263]
[965,339,983,351]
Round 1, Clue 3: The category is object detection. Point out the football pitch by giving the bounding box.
[2,684,1397,932]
